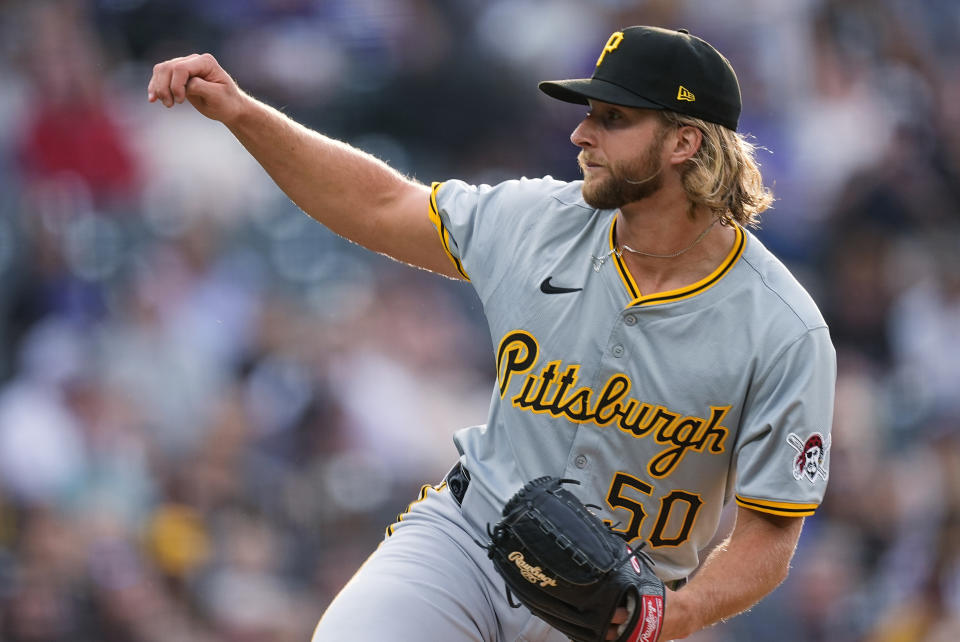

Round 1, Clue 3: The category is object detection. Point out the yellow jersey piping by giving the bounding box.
[735,495,818,517]
[609,220,641,299]
[610,219,745,306]
[385,481,447,537]
[428,182,470,280]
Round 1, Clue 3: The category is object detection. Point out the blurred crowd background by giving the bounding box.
[0,0,958,640]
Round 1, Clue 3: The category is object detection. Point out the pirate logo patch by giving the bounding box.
[787,432,829,483]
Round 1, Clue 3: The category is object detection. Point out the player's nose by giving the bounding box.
[570,119,595,148]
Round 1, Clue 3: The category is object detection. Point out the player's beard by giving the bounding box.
[578,127,668,210]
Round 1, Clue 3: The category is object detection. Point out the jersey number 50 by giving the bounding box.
[603,472,703,546]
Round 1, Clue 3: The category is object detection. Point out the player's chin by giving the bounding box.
[581,179,623,211]
[580,175,602,201]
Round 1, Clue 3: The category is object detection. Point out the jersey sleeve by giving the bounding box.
[733,326,837,517]
[428,178,557,303]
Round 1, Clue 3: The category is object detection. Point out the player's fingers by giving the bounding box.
[149,53,225,107]
[605,607,629,640]
[183,75,230,115]
[183,53,229,102]
[148,55,190,107]
[169,53,203,104]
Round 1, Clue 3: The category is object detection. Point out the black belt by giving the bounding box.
[445,461,470,505]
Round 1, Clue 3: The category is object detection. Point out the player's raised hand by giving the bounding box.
[147,53,247,124]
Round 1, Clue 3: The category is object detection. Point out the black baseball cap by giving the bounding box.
[539,26,741,131]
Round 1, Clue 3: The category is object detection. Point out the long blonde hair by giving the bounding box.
[659,111,773,227]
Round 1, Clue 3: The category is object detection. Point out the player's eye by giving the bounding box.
[601,110,625,127]
[585,108,626,129]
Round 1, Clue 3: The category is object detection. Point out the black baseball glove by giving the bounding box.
[483,476,665,642]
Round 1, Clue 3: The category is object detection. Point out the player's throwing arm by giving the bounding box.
[147,54,461,278]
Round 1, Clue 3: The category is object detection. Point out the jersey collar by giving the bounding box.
[608,218,746,307]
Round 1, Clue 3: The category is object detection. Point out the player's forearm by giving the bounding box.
[661,511,803,640]
[224,94,425,256]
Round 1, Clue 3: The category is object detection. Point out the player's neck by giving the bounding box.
[614,200,737,296]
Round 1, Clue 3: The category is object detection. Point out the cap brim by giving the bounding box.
[538,78,666,110]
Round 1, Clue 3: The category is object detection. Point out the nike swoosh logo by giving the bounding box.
[540,277,583,294]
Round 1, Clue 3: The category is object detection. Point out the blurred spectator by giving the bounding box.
[888,231,960,427]
[15,2,139,209]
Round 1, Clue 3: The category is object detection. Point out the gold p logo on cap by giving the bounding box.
[596,31,624,66]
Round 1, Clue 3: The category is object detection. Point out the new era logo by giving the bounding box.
[677,86,695,102]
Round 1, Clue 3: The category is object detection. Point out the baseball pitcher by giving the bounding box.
[148,25,836,642]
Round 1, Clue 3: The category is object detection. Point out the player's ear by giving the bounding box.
[667,124,702,166]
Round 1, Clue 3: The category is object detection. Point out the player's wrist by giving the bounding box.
[221,90,263,130]
[657,588,700,640]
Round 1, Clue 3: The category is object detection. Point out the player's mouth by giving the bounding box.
[578,154,606,173]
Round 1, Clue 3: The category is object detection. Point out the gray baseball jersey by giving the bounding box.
[314,176,836,641]
[427,176,836,582]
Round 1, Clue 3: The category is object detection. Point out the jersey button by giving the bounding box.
[612,344,625,358]
[624,315,637,326]
[574,454,588,469]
